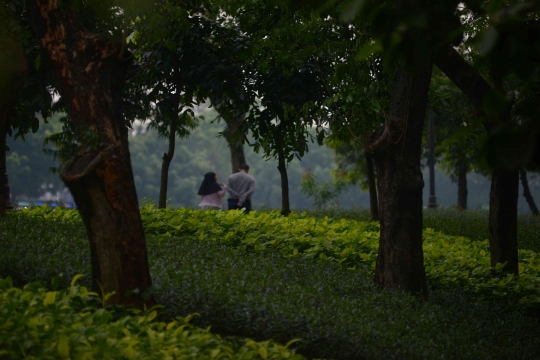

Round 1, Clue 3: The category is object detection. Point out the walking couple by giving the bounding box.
[197,164,255,212]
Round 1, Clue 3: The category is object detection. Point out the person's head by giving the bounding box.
[238,164,249,173]
[204,172,217,181]
[198,172,221,196]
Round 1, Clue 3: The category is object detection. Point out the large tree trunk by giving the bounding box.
[365,151,379,221]
[29,0,153,308]
[489,169,519,275]
[519,168,539,215]
[435,47,519,276]
[457,162,468,210]
[0,38,27,215]
[370,59,432,298]
[277,151,291,216]
[158,56,181,209]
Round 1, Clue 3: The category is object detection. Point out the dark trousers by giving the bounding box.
[228,198,251,213]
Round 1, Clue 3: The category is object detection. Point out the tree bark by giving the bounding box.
[211,96,247,174]
[0,38,27,215]
[489,169,519,275]
[457,162,468,210]
[519,168,539,215]
[427,112,437,209]
[223,114,246,174]
[0,111,9,215]
[158,113,178,209]
[365,151,379,221]
[277,151,291,216]
[158,56,181,209]
[435,47,519,276]
[370,59,432,298]
[29,0,153,307]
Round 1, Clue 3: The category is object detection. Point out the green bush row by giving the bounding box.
[16,205,540,308]
[0,275,302,359]
[142,206,540,308]
[301,207,540,253]
[2,208,540,359]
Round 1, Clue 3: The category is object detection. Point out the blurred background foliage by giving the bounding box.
[7,106,540,213]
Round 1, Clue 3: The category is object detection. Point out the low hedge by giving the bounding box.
[302,207,540,253]
[0,275,303,359]
[2,206,540,359]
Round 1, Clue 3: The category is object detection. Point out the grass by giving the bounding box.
[1,209,540,359]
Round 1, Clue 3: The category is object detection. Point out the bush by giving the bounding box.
[302,207,540,253]
[2,206,540,359]
[0,276,303,359]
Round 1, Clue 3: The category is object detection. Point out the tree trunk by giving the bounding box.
[0,112,9,215]
[519,168,539,216]
[277,151,291,216]
[457,162,468,210]
[158,56,181,209]
[212,96,247,174]
[435,47,519,276]
[29,0,153,308]
[427,112,437,209]
[223,112,246,174]
[370,59,432,298]
[158,113,178,209]
[365,151,379,221]
[0,38,27,215]
[489,169,519,275]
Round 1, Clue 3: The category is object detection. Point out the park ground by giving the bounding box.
[1,206,540,359]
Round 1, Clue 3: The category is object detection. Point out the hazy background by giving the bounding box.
[7,107,540,213]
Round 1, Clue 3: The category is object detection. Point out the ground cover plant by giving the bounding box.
[302,207,540,253]
[0,276,303,359]
[1,206,540,359]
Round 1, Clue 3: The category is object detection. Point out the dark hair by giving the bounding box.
[239,164,249,171]
[197,172,222,196]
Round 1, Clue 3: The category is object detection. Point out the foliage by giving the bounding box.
[1,0,54,138]
[0,276,303,359]
[11,205,540,309]
[303,207,540,253]
[2,207,540,359]
[299,172,348,209]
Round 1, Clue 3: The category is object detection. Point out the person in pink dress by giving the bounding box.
[197,172,226,210]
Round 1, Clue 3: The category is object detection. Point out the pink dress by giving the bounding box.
[198,188,226,210]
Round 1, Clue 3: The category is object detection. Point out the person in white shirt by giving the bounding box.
[226,164,255,213]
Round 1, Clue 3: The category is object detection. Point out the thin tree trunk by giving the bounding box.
[223,108,246,175]
[365,151,379,221]
[29,0,153,308]
[0,112,8,216]
[435,47,519,276]
[489,169,519,275]
[158,113,178,209]
[277,151,291,216]
[427,112,437,209]
[158,55,180,209]
[370,59,432,298]
[457,162,468,210]
[519,168,539,215]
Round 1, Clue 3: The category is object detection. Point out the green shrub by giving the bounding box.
[2,206,540,359]
[302,207,540,253]
[9,205,540,307]
[0,275,303,359]
[139,206,540,308]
